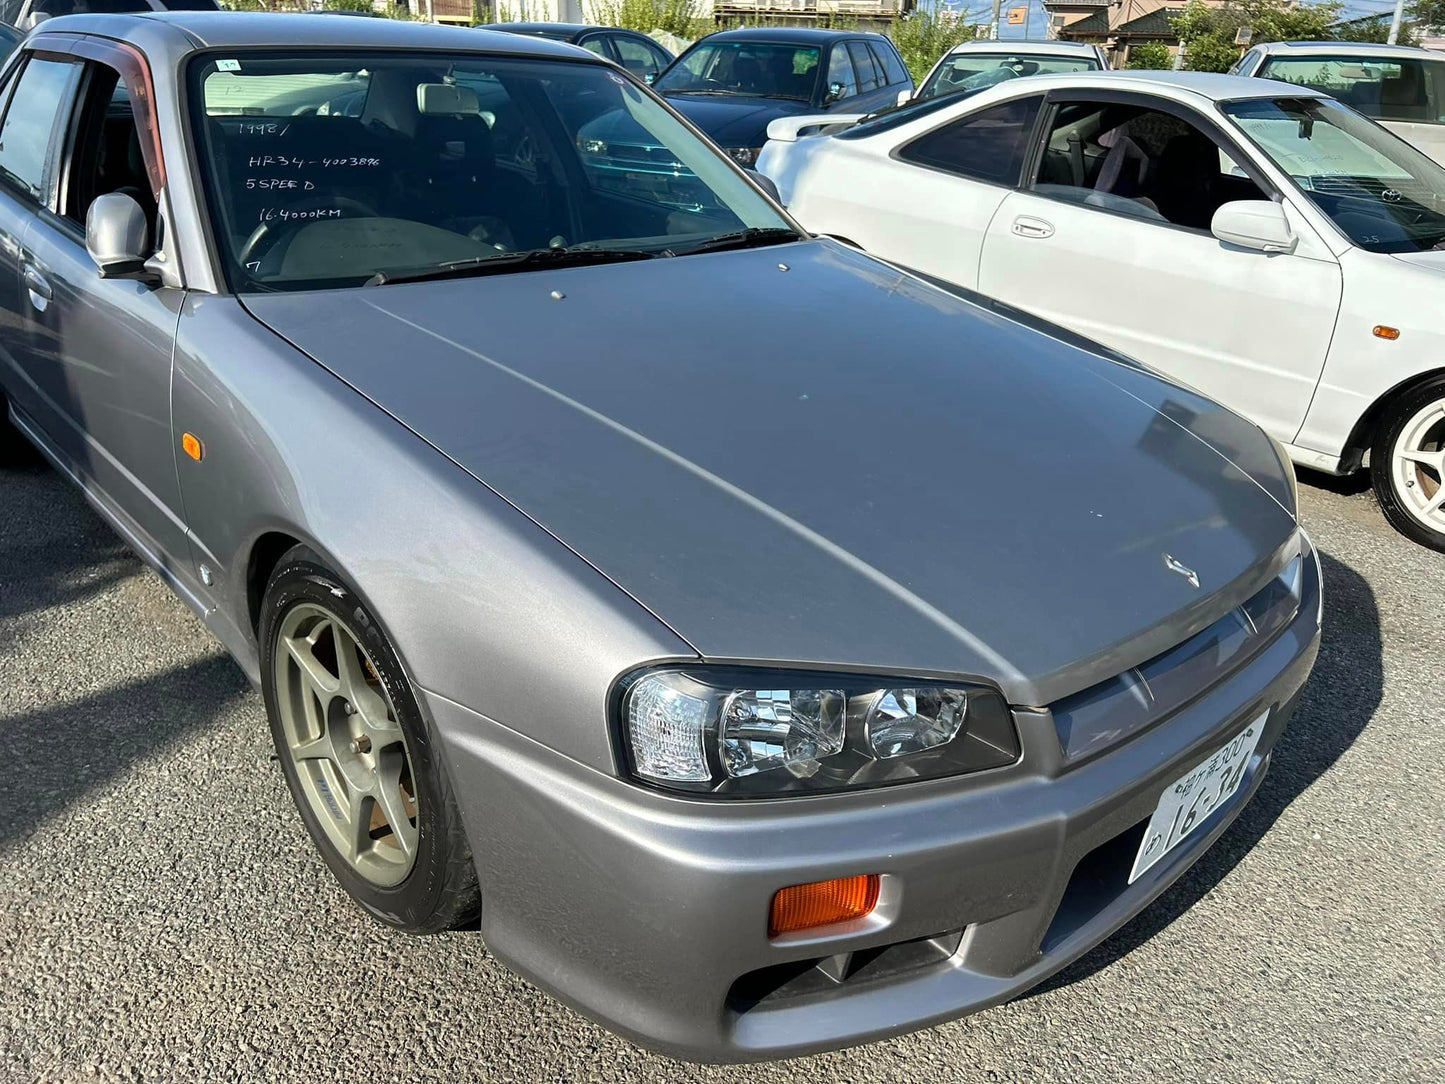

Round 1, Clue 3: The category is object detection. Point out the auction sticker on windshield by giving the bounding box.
[1129,712,1268,883]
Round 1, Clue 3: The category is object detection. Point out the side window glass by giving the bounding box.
[0,57,80,202]
[579,37,611,60]
[899,95,1041,186]
[615,37,663,78]
[825,45,858,102]
[847,43,881,94]
[871,42,908,87]
[1028,102,1269,230]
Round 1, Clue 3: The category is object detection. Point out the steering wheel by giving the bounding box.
[238,195,380,270]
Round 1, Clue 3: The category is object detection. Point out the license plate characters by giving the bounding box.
[1129,712,1268,883]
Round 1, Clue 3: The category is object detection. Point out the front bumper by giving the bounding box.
[427,542,1321,1062]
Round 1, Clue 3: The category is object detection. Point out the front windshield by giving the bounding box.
[188,52,790,291]
[1259,55,1445,126]
[918,53,1097,101]
[1223,97,1445,254]
[654,41,821,101]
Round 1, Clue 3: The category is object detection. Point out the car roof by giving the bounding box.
[1039,68,1330,101]
[701,27,881,45]
[32,11,590,59]
[1253,39,1442,59]
[946,39,1098,57]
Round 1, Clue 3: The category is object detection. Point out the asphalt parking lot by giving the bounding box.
[1,442,1441,1084]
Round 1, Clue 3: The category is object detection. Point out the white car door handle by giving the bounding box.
[1011,216,1054,239]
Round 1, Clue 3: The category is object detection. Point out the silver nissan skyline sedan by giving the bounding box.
[0,12,1321,1062]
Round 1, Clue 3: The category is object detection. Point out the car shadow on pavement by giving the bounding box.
[0,654,251,853]
[1026,550,1381,997]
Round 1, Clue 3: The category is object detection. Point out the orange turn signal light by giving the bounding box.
[181,433,203,461]
[769,875,880,937]
[1373,325,1401,341]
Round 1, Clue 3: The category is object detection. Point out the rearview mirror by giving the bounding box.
[86,192,153,278]
[1210,200,1297,254]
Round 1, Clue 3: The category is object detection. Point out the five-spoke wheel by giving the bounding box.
[1372,379,1445,553]
[259,546,480,932]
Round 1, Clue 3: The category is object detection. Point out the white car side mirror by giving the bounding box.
[1211,200,1297,255]
[896,89,911,108]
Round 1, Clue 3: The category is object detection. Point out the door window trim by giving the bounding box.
[1014,88,1283,236]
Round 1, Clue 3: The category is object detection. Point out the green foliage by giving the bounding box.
[324,0,376,10]
[1409,0,1445,27]
[1172,0,1345,74]
[888,6,983,83]
[584,0,711,38]
[1332,15,1419,45]
[1126,40,1174,70]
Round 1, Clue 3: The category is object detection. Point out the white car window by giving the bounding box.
[1028,102,1268,231]
[898,95,1043,186]
[1260,55,1445,126]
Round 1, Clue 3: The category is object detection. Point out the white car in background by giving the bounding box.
[757,71,1445,551]
[1231,40,1445,165]
[915,38,1109,103]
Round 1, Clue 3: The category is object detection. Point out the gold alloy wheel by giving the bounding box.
[272,603,419,887]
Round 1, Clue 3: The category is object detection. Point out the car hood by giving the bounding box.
[661,93,813,145]
[242,241,1297,705]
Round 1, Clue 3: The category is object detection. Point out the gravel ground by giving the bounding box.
[1,442,1441,1084]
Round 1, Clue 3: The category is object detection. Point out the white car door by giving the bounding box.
[977,93,1343,442]
[785,94,1045,289]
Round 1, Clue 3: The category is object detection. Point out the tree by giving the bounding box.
[1410,0,1445,28]
[1171,0,1345,74]
[1126,41,1174,70]
[1333,15,1420,44]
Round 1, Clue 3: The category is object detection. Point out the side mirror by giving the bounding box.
[645,71,657,85]
[824,81,846,105]
[1210,199,1297,254]
[746,168,780,203]
[896,88,911,108]
[86,192,153,279]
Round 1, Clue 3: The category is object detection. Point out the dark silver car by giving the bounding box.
[0,12,1320,1063]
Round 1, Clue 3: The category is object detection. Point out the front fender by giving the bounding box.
[171,294,692,773]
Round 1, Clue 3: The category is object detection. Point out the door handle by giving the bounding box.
[1011,216,1055,239]
[22,265,52,312]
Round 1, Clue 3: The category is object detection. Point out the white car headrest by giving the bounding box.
[417,83,481,117]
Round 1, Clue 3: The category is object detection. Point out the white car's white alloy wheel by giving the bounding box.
[1389,397,1445,532]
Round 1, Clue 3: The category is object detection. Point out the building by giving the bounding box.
[1045,0,1228,68]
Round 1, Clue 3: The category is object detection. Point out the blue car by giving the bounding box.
[576,27,912,208]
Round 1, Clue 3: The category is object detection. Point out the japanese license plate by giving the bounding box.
[1129,712,1267,883]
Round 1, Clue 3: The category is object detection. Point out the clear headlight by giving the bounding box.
[726,146,761,167]
[617,667,1019,796]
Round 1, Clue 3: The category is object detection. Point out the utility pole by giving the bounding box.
[990,0,1002,40]
[1388,0,1405,44]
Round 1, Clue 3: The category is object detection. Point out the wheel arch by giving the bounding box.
[245,529,305,636]
[1342,366,1445,471]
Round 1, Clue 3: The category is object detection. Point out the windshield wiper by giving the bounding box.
[673,227,801,256]
[366,246,658,286]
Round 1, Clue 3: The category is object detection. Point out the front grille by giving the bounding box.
[1051,555,1303,763]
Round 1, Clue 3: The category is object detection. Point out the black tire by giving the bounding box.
[1370,378,1445,553]
[259,545,480,933]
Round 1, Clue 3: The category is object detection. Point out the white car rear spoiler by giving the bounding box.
[765,114,866,142]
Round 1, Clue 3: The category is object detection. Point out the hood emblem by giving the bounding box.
[1163,554,1200,588]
